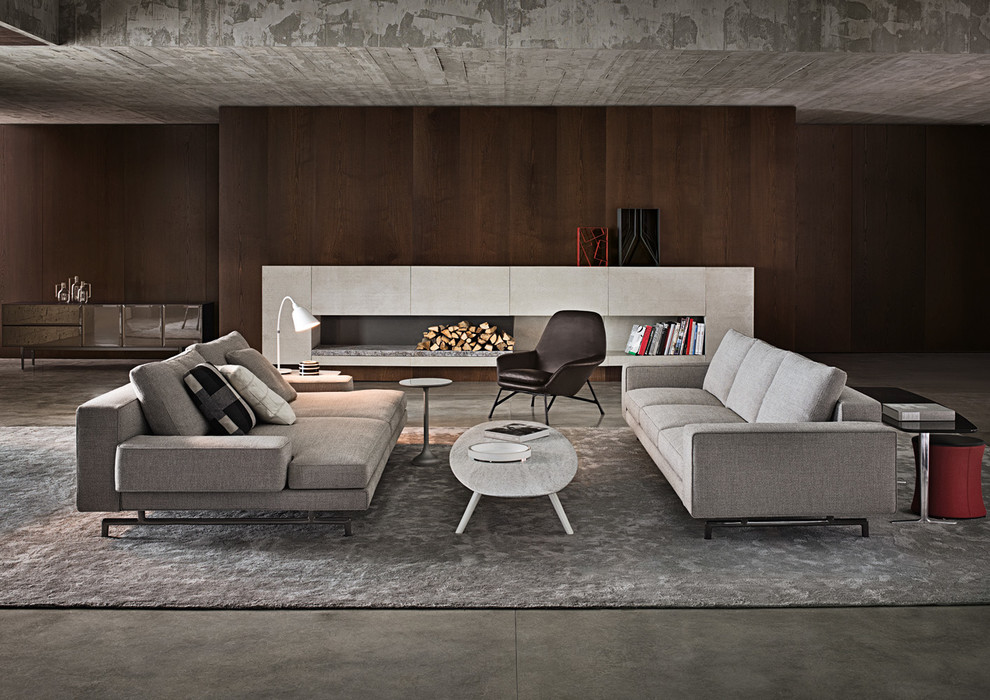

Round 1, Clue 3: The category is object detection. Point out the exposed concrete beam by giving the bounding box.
[57,1,990,53]
[0,0,57,44]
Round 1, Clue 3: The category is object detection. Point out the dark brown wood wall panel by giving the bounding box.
[0,124,219,357]
[119,126,212,302]
[219,107,270,345]
[924,127,990,351]
[850,125,927,352]
[794,126,853,352]
[221,105,797,350]
[41,128,124,302]
[606,107,795,348]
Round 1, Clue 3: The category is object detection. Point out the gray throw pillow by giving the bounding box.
[226,347,298,402]
[129,349,211,436]
[184,363,256,435]
[186,330,251,367]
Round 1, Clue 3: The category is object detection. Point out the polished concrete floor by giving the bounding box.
[1,355,989,699]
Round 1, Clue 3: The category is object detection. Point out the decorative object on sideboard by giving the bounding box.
[415,321,514,353]
[617,208,660,266]
[275,296,320,375]
[298,360,321,376]
[55,276,92,303]
[577,227,608,266]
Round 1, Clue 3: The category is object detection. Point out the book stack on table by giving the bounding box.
[484,423,550,443]
[882,402,956,422]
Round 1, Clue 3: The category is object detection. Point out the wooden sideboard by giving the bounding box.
[2,303,215,368]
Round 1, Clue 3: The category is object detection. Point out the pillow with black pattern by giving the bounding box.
[183,363,256,435]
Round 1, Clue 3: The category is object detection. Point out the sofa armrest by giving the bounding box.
[683,422,898,519]
[622,363,708,393]
[834,386,882,422]
[115,435,291,493]
[76,384,150,512]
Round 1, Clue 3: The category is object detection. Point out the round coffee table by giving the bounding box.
[399,377,452,466]
[450,420,577,535]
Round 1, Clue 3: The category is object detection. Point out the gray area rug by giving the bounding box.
[1,426,988,609]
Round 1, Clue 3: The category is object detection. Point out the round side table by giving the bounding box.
[399,378,452,466]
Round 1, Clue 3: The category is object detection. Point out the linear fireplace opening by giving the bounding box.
[316,315,515,357]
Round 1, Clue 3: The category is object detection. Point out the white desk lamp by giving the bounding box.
[276,296,320,374]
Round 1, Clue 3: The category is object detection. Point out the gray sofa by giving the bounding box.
[622,330,897,538]
[76,331,407,536]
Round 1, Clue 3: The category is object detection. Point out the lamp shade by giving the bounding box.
[290,302,320,332]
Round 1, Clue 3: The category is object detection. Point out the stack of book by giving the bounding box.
[483,423,550,442]
[624,318,705,356]
[882,402,955,422]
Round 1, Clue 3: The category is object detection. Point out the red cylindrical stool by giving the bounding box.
[911,434,986,519]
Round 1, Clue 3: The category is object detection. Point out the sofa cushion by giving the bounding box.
[756,354,848,423]
[702,329,757,404]
[639,404,745,446]
[290,390,407,434]
[218,364,296,425]
[624,387,721,425]
[724,340,789,422]
[115,435,290,493]
[226,347,298,402]
[252,417,393,490]
[129,349,211,436]
[183,363,256,436]
[187,330,251,367]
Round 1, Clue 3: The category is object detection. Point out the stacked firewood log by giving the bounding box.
[415,321,514,352]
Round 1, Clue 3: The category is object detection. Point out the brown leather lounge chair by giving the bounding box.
[488,310,607,424]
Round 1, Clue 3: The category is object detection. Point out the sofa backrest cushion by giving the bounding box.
[724,340,788,422]
[756,354,848,423]
[187,330,250,367]
[129,349,211,436]
[225,347,297,402]
[702,329,757,404]
[183,363,257,436]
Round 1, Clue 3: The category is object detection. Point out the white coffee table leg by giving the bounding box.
[456,491,482,534]
[548,493,573,535]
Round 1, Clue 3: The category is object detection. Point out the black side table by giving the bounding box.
[854,387,978,525]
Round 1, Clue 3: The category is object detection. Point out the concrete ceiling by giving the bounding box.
[1,1,989,125]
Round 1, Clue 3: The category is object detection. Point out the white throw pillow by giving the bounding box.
[218,364,296,425]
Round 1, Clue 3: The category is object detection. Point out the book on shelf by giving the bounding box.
[626,318,705,357]
[483,422,551,442]
[882,402,955,422]
[625,325,645,354]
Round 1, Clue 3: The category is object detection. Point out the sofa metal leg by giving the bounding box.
[703,516,870,540]
[101,510,353,537]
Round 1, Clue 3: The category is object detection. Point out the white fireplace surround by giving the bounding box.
[262,266,754,368]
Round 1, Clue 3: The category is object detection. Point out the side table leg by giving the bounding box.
[412,386,440,466]
[548,493,574,535]
[893,430,956,526]
[456,492,482,534]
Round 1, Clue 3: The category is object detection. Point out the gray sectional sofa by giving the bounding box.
[76,331,406,536]
[623,329,898,538]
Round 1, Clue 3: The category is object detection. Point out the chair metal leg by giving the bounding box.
[530,394,536,407]
[544,393,550,424]
[586,380,604,415]
[488,388,503,419]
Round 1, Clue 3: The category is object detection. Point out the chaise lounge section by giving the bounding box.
[623,330,898,538]
[76,331,407,536]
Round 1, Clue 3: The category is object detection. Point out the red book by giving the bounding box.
[638,325,653,355]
